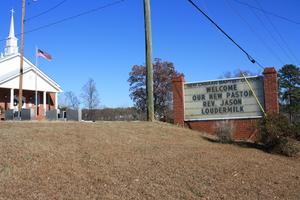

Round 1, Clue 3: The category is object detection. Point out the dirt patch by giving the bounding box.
[0,121,299,199]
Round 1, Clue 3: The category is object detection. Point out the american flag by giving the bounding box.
[37,49,52,61]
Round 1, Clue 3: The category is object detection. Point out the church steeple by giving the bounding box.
[4,9,19,57]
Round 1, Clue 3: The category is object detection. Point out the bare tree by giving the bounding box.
[64,91,80,109]
[219,69,257,79]
[81,78,100,120]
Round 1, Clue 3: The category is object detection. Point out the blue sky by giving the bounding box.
[0,0,299,107]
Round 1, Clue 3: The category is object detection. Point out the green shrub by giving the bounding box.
[214,120,235,143]
[259,114,291,147]
[258,113,299,156]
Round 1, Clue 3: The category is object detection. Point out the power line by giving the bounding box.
[196,0,212,16]
[246,3,294,64]
[242,0,298,64]
[187,0,264,69]
[232,0,300,26]
[224,0,285,65]
[0,0,125,42]
[26,0,68,22]
[253,0,300,64]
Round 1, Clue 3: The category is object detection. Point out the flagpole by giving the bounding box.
[35,46,38,119]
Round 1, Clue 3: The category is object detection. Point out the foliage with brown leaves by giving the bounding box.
[128,58,181,120]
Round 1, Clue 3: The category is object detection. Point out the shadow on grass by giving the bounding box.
[200,135,267,151]
[200,134,300,157]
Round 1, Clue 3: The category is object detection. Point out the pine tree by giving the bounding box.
[278,64,300,122]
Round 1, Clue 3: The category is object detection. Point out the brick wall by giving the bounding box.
[0,88,10,110]
[48,92,56,111]
[172,76,185,126]
[0,89,10,120]
[172,67,279,140]
[186,118,259,140]
[263,68,279,114]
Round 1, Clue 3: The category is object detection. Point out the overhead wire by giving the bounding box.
[253,0,300,64]
[0,0,125,43]
[196,0,211,16]
[224,0,285,65]
[245,2,295,64]
[187,0,265,69]
[232,0,300,26]
[25,0,68,22]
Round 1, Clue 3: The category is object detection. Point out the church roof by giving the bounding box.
[0,54,62,92]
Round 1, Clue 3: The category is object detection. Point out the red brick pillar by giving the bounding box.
[263,67,279,114]
[172,75,185,126]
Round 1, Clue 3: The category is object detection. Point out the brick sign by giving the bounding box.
[184,76,264,120]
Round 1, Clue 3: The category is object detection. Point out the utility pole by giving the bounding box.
[18,0,26,119]
[143,0,154,121]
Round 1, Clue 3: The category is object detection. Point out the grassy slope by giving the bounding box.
[0,122,299,200]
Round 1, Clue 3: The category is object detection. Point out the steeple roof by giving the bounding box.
[8,9,16,39]
[4,9,19,57]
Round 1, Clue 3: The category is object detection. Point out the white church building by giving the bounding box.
[0,11,62,120]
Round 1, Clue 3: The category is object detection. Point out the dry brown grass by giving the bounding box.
[0,121,299,200]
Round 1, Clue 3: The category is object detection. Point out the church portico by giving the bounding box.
[0,10,62,120]
[0,87,58,120]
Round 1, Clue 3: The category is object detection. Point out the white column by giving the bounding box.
[43,91,46,115]
[54,93,58,110]
[10,88,14,109]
